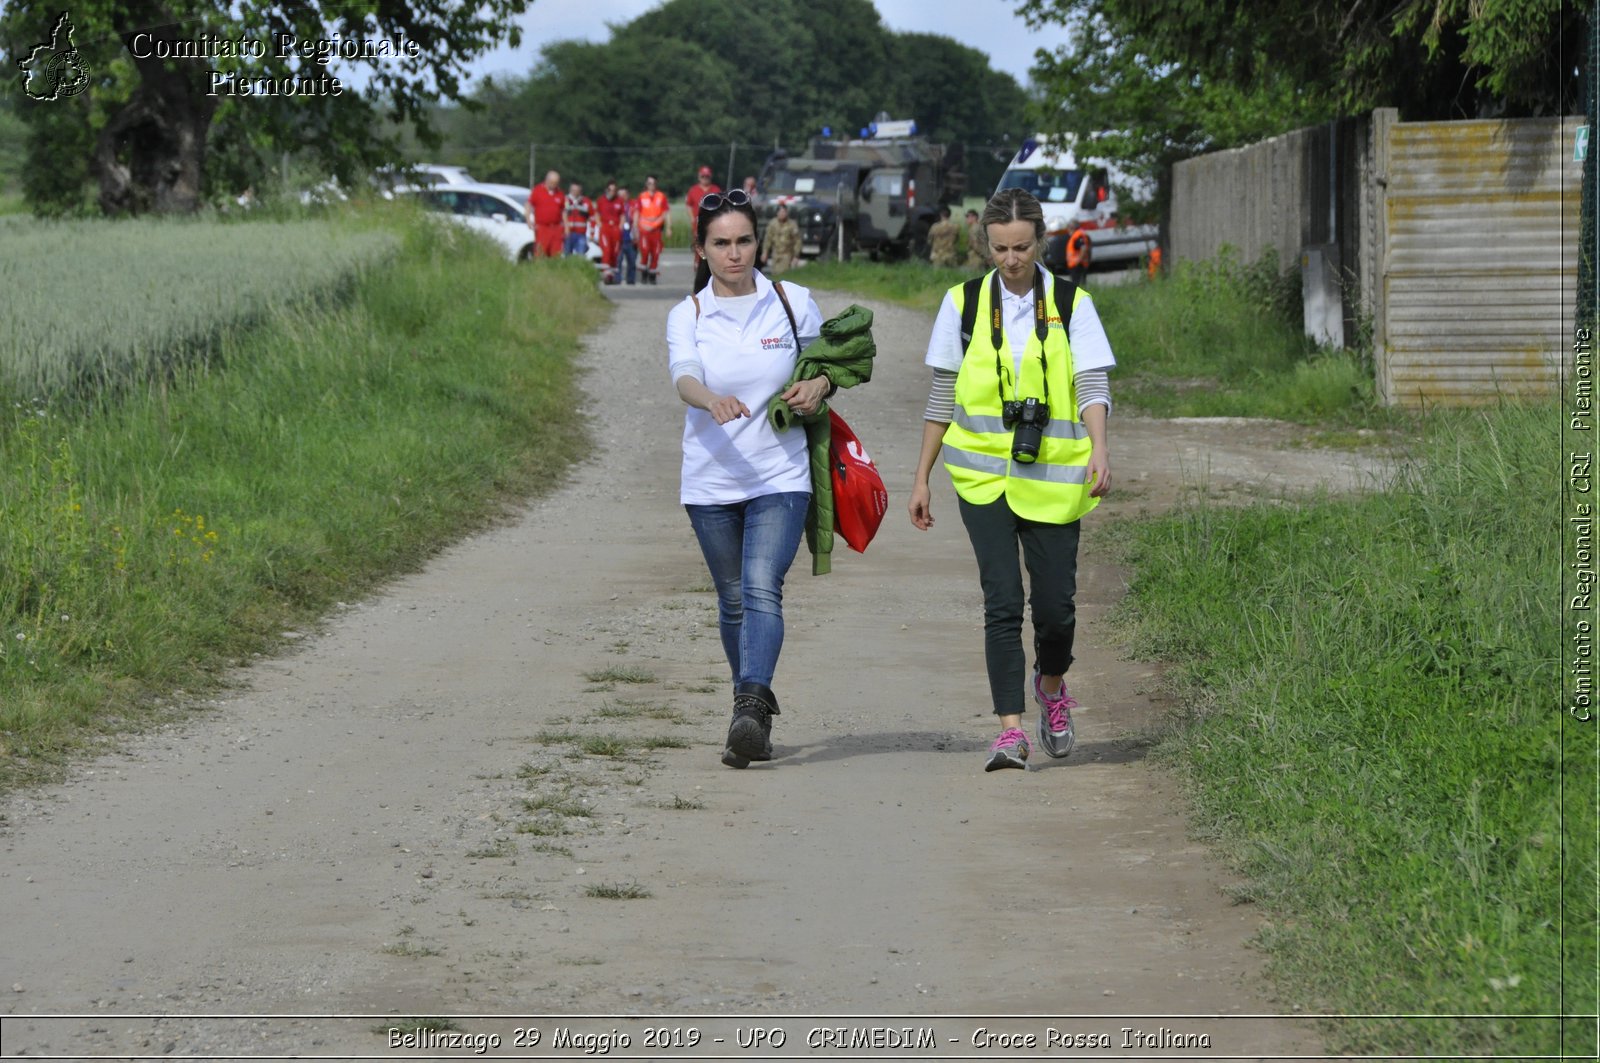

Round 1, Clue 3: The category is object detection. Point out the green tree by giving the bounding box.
[884,33,1030,190]
[1020,0,1582,124]
[0,0,531,215]
[1021,9,1334,186]
[433,0,1027,196]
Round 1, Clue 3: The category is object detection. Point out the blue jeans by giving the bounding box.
[619,238,637,283]
[685,491,808,688]
[563,232,588,256]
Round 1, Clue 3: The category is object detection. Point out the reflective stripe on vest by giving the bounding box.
[941,270,1098,524]
[952,406,1089,440]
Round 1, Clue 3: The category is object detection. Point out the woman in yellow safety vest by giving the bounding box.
[908,188,1116,772]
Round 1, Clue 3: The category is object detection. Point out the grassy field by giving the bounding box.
[1110,401,1594,1057]
[800,252,1383,425]
[0,210,607,785]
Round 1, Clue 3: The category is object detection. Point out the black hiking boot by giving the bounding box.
[721,682,779,768]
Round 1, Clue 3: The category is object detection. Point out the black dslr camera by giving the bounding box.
[1002,396,1050,464]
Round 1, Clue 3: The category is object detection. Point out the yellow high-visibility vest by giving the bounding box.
[941,270,1098,524]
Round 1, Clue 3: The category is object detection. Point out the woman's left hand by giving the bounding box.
[780,375,830,417]
[1087,451,1112,497]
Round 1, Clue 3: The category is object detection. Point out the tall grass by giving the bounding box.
[1092,247,1376,421]
[798,258,974,309]
[0,216,398,400]
[801,250,1383,424]
[1112,401,1594,1057]
[0,214,607,784]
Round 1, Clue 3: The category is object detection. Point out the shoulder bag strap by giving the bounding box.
[773,280,836,397]
[957,275,984,354]
[772,280,801,349]
[1051,275,1077,332]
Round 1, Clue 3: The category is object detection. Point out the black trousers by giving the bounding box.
[957,494,1080,717]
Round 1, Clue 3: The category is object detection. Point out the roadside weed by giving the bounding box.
[584,881,650,900]
[1112,402,1587,1056]
[464,838,515,859]
[577,735,629,757]
[582,666,657,685]
[521,794,591,818]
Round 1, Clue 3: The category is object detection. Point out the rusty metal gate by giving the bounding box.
[1374,113,1583,406]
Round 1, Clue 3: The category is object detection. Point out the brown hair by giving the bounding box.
[979,187,1046,258]
[692,197,759,292]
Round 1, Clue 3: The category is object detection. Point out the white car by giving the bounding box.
[379,163,477,196]
[400,182,605,265]
[408,163,476,188]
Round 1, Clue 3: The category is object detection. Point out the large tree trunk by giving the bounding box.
[94,11,216,215]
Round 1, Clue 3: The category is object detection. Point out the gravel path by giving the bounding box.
[0,252,1381,1059]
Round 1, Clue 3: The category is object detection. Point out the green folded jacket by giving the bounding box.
[766,303,877,575]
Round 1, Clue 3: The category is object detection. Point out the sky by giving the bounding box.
[459,0,1073,89]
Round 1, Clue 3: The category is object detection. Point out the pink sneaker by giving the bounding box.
[985,727,1030,771]
[1033,672,1078,759]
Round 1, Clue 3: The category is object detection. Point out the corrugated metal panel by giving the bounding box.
[1379,117,1581,406]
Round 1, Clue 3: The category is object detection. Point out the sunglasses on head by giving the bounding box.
[697,188,750,214]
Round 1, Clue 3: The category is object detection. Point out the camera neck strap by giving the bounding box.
[988,269,1052,407]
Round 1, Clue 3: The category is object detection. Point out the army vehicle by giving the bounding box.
[757,118,965,261]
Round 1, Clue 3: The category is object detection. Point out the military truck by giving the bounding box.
[756,118,965,261]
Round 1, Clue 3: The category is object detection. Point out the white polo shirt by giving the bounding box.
[924,265,1116,378]
[667,271,822,506]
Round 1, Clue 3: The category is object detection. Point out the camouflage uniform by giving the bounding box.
[762,216,802,275]
[964,218,987,268]
[927,218,959,267]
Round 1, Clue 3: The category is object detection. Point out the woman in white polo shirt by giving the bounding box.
[908,188,1116,772]
[665,189,832,769]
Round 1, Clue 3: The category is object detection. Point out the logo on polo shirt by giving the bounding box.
[760,336,794,350]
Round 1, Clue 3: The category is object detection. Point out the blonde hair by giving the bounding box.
[980,187,1047,259]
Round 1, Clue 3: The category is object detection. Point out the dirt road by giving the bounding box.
[0,254,1385,1059]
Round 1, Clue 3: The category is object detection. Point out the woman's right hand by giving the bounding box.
[908,482,934,530]
[706,395,751,424]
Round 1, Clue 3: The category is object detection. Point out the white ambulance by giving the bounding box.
[993,135,1157,271]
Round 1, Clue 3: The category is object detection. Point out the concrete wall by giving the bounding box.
[1170,111,1582,405]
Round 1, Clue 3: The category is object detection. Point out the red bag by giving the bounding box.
[829,409,888,553]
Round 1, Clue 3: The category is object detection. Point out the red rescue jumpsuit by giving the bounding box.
[594,192,626,272]
[527,183,565,259]
[635,189,669,275]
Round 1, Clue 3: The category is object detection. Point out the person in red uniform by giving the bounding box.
[685,165,721,218]
[527,170,565,259]
[593,178,626,283]
[635,174,671,285]
[563,181,593,256]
